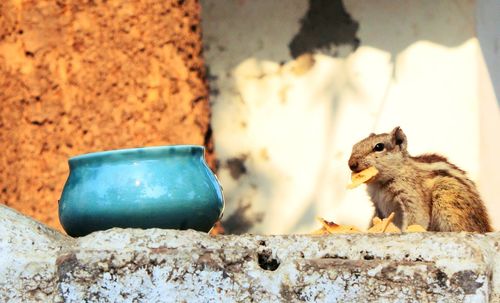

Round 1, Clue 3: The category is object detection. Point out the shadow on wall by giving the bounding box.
[476,0,500,105]
[203,0,477,64]
[201,0,500,234]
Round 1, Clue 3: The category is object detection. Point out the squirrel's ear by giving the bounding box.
[391,126,407,150]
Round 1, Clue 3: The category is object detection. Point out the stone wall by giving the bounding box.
[0,0,212,231]
[2,204,500,302]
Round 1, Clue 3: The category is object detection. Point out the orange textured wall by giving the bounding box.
[0,0,212,231]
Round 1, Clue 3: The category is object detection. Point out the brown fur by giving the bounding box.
[348,127,492,232]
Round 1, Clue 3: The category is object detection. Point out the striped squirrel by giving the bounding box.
[348,127,492,232]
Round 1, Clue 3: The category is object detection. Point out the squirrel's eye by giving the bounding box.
[373,143,385,152]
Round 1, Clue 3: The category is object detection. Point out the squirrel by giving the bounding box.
[348,126,492,232]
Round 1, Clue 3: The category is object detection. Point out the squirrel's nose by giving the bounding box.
[348,158,359,171]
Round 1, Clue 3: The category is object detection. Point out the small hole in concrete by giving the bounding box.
[360,250,376,260]
[363,254,374,260]
[258,250,280,271]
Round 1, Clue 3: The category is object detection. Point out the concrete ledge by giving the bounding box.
[1,205,499,302]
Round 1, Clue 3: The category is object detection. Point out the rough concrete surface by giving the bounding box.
[0,0,212,232]
[2,204,500,302]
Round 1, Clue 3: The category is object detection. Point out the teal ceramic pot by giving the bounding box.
[58,145,224,237]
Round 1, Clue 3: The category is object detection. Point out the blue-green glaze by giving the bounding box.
[58,145,224,237]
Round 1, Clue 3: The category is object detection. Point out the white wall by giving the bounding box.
[477,0,500,232]
[202,0,500,234]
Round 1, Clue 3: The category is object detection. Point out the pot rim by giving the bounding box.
[69,145,205,167]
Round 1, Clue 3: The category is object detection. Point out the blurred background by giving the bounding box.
[1,0,499,234]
